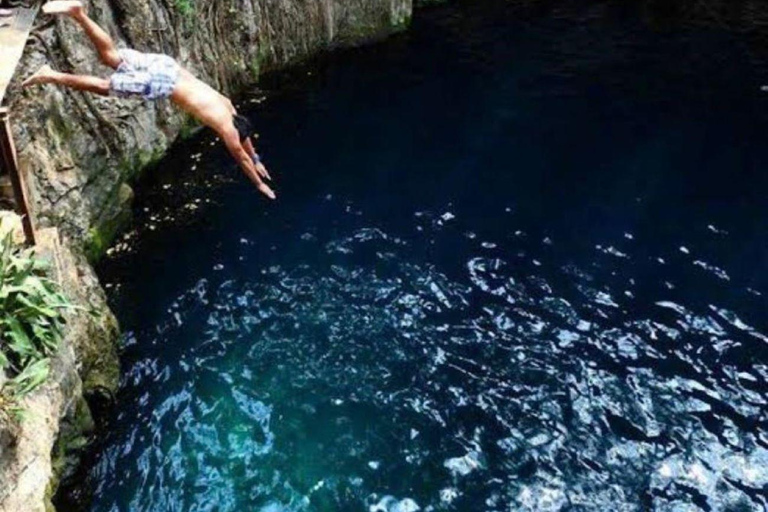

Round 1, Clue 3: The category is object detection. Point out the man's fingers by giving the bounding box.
[241,162,274,198]
[256,162,272,180]
[259,182,276,199]
[251,174,275,199]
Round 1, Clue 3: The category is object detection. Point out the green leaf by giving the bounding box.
[5,317,36,358]
[10,358,51,396]
[0,233,72,409]
[17,295,59,318]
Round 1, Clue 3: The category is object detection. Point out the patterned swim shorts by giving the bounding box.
[110,49,179,101]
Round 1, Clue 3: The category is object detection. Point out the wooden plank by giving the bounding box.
[0,107,35,245]
[0,6,39,106]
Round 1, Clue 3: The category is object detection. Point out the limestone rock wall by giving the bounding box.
[9,0,412,258]
[0,213,118,512]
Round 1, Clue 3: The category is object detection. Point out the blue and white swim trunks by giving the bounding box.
[110,49,179,100]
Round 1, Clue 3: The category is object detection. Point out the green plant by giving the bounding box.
[174,0,194,16]
[0,233,72,411]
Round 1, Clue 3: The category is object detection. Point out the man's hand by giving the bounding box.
[257,181,276,200]
[255,159,271,181]
[221,129,276,199]
[241,155,275,199]
[245,138,271,181]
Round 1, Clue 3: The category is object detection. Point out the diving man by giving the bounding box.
[23,0,276,199]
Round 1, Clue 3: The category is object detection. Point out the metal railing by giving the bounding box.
[0,106,35,245]
[0,4,37,245]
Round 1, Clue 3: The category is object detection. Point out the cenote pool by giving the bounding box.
[63,1,768,510]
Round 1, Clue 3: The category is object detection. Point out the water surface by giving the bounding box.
[67,2,768,510]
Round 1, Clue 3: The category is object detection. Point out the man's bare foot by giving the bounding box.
[22,65,57,87]
[42,1,84,17]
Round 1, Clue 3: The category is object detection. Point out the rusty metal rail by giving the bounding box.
[0,5,39,245]
[0,107,35,244]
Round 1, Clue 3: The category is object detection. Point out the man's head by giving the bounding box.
[233,114,254,143]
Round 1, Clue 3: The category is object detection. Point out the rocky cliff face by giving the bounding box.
[10,0,412,259]
[0,212,118,512]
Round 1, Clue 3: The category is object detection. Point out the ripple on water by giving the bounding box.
[88,219,768,511]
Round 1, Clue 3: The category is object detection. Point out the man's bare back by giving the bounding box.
[172,69,235,128]
[23,1,276,199]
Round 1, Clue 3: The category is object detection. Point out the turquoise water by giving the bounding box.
[62,1,768,510]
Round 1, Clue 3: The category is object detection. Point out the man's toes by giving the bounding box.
[22,74,42,87]
[22,65,53,87]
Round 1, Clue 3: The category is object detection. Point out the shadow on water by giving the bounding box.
[58,1,768,510]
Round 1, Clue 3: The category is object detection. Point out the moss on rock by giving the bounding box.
[49,396,94,501]
[84,199,131,264]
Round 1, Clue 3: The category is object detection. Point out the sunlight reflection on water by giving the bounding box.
[92,217,767,511]
[71,1,768,510]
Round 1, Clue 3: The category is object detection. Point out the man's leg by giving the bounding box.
[22,65,111,96]
[43,1,121,69]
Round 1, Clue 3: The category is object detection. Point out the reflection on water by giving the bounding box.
[64,1,768,511]
[90,218,768,511]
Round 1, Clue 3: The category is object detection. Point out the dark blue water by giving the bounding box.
[71,2,768,510]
